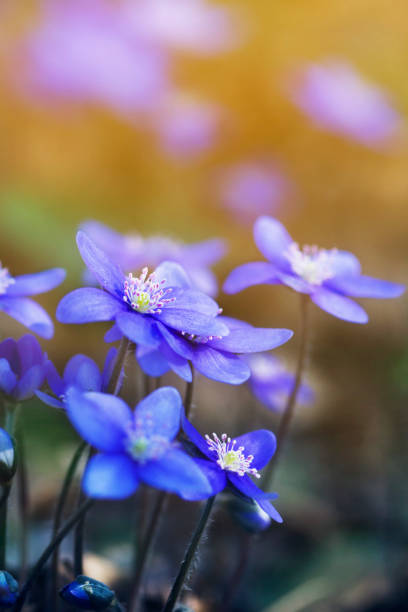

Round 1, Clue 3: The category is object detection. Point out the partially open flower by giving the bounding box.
[59,575,117,610]
[0,571,19,608]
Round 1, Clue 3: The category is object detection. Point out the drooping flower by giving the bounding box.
[57,231,228,348]
[0,266,65,338]
[248,353,314,413]
[0,336,50,402]
[80,220,226,297]
[287,60,401,147]
[223,216,405,324]
[60,575,119,611]
[36,348,118,409]
[66,386,212,500]
[182,415,282,522]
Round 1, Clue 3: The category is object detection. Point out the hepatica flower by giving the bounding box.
[0,265,65,338]
[0,336,49,402]
[66,386,212,500]
[36,348,118,409]
[224,216,405,323]
[80,220,226,296]
[248,353,314,413]
[182,415,282,522]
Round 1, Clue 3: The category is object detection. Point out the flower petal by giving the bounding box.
[116,312,160,347]
[0,359,17,395]
[311,288,368,323]
[166,288,221,317]
[193,458,227,496]
[6,268,66,296]
[66,388,132,452]
[228,473,283,522]
[64,355,102,392]
[159,341,192,382]
[183,238,226,266]
[134,386,182,441]
[154,261,192,289]
[104,324,123,343]
[232,430,276,470]
[36,390,64,409]
[182,414,214,460]
[208,327,293,354]
[329,250,361,277]
[16,335,44,372]
[139,447,213,500]
[0,296,54,338]
[156,322,193,359]
[0,339,18,371]
[76,231,124,297]
[14,365,45,400]
[45,360,64,396]
[223,262,279,294]
[253,216,293,270]
[192,346,250,384]
[57,288,125,324]
[155,309,228,337]
[326,274,405,299]
[136,345,171,377]
[83,453,139,499]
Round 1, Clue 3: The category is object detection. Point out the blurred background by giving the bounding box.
[1,0,408,610]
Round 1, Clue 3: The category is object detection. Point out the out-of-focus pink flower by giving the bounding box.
[288,60,402,147]
[218,162,290,222]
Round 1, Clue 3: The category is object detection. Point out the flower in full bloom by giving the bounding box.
[0,336,49,402]
[287,60,401,147]
[248,353,314,413]
[66,386,212,500]
[79,220,226,297]
[182,415,282,522]
[57,231,227,347]
[0,266,65,338]
[224,216,405,323]
[36,348,118,409]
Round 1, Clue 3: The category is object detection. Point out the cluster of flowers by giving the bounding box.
[0,216,403,609]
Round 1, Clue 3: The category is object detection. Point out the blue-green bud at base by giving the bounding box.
[227,496,271,533]
[0,570,19,607]
[0,429,16,486]
[59,575,115,610]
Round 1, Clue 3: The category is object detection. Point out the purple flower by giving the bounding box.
[287,60,401,147]
[36,347,118,409]
[0,266,65,338]
[224,216,405,324]
[57,231,227,349]
[136,315,293,385]
[80,220,226,297]
[0,335,49,402]
[218,162,290,223]
[248,353,314,413]
[182,415,282,522]
[66,386,213,500]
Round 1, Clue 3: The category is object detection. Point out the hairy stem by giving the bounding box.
[107,337,131,395]
[184,370,195,419]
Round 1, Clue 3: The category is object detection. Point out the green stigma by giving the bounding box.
[129,437,149,459]
[135,291,151,313]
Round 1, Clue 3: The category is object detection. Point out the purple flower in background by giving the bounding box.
[0,336,49,402]
[80,220,226,297]
[218,162,290,222]
[182,415,282,522]
[36,347,118,409]
[224,216,405,323]
[66,386,212,500]
[248,353,313,413]
[288,60,401,147]
[0,265,65,338]
[57,231,227,347]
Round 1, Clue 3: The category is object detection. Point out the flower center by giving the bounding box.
[126,433,169,463]
[205,433,260,478]
[123,267,175,314]
[285,242,337,285]
[0,265,15,295]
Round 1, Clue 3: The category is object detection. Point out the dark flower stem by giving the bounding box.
[220,532,253,611]
[264,294,310,487]
[0,483,11,569]
[128,490,168,612]
[107,337,132,395]
[12,498,94,612]
[162,495,216,612]
[49,440,88,612]
[184,370,195,419]
[16,428,29,582]
[73,445,92,576]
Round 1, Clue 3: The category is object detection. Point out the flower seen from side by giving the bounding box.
[0,335,49,402]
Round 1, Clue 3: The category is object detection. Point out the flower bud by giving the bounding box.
[0,570,19,607]
[0,429,17,486]
[59,575,115,610]
[227,496,271,533]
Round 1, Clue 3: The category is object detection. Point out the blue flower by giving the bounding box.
[57,231,227,347]
[0,571,19,607]
[80,220,226,297]
[60,575,116,610]
[36,348,118,409]
[0,266,65,338]
[248,353,314,413]
[65,386,212,501]
[182,415,282,522]
[224,216,405,324]
[0,335,49,402]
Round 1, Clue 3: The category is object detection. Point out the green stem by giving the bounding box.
[107,337,131,395]
[49,440,88,611]
[12,498,94,612]
[128,490,168,612]
[184,370,195,419]
[162,496,216,612]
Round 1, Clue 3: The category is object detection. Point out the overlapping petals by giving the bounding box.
[0,336,49,402]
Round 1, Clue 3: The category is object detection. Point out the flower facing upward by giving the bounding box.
[224,216,405,324]
[123,267,175,313]
[0,335,49,402]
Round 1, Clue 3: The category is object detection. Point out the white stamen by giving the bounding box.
[0,264,15,296]
[205,432,260,478]
[123,266,175,314]
[285,242,337,285]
